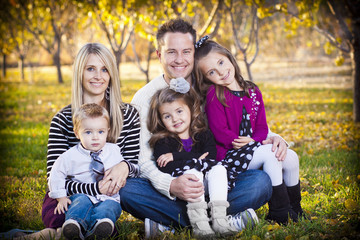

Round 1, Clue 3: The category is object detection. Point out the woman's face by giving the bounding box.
[82,54,110,101]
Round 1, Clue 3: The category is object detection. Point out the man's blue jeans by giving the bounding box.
[66,194,122,231]
[120,169,272,228]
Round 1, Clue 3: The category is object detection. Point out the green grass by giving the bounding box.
[0,71,359,239]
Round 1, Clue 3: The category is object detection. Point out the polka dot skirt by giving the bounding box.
[222,105,261,190]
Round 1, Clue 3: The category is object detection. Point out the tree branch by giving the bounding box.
[286,6,351,53]
[327,0,353,41]
[198,0,223,37]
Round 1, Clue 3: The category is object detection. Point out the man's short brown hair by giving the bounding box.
[156,18,197,50]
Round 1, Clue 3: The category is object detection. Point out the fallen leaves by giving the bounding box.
[344,199,359,211]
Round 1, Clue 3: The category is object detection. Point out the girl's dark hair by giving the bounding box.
[194,40,257,107]
[147,87,206,148]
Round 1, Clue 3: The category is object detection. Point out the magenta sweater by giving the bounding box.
[205,85,269,160]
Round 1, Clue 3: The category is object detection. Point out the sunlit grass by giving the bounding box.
[0,66,359,239]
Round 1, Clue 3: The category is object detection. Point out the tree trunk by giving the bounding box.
[2,54,6,79]
[244,55,253,81]
[53,37,63,84]
[115,51,122,87]
[29,62,34,84]
[53,53,63,84]
[352,21,360,122]
[19,55,25,82]
[145,41,153,83]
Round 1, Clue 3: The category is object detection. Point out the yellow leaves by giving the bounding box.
[326,218,339,226]
[306,149,314,155]
[301,191,309,197]
[252,235,261,240]
[285,235,294,240]
[335,55,345,66]
[332,179,342,189]
[302,18,314,28]
[324,42,335,55]
[243,36,250,44]
[344,199,359,211]
[265,87,359,153]
[275,3,287,12]
[187,3,195,17]
[127,231,140,240]
[257,7,273,19]
[298,235,310,240]
[266,223,281,231]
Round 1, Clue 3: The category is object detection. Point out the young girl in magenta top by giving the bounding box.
[147,78,258,236]
[194,37,305,225]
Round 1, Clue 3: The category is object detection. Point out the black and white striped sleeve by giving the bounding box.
[65,180,100,196]
[117,104,140,178]
[46,105,76,180]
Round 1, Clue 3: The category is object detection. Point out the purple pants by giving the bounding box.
[42,192,65,228]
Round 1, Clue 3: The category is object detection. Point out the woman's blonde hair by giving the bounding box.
[71,43,124,143]
[147,87,207,148]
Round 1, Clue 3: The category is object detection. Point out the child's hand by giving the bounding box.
[157,153,174,167]
[232,136,254,149]
[54,197,71,215]
[198,152,209,160]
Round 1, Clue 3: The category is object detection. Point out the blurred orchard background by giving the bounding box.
[1,0,360,239]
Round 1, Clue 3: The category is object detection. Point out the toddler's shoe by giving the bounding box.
[86,218,114,240]
[62,219,85,240]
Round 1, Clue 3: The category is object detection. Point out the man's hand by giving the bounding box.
[170,174,204,202]
[232,136,254,149]
[54,197,71,214]
[262,136,287,161]
[157,153,174,167]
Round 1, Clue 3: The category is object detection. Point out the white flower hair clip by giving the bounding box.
[169,77,190,94]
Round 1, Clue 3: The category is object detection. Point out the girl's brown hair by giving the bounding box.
[147,87,206,148]
[194,40,257,107]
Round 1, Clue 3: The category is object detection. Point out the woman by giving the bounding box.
[42,43,140,234]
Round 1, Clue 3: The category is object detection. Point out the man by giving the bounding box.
[120,18,287,237]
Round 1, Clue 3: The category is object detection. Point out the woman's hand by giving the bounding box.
[232,136,254,149]
[156,153,174,167]
[54,197,71,214]
[102,161,129,196]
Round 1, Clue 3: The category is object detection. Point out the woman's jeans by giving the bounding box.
[66,194,121,231]
[43,169,271,229]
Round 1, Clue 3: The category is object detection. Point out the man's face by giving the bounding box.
[157,32,195,83]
